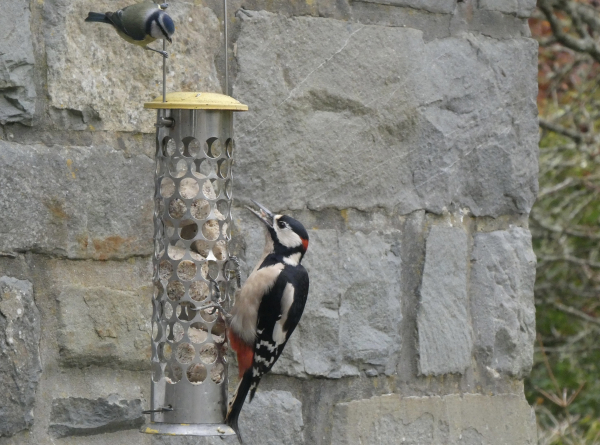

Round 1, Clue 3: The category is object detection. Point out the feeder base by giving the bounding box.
[140,422,236,436]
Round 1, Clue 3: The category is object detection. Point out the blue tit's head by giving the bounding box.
[148,9,175,43]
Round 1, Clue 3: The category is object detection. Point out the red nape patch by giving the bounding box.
[228,330,254,378]
[302,238,309,251]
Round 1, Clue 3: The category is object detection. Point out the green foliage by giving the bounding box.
[528,2,600,443]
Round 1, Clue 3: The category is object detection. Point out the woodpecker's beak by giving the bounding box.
[246,200,274,228]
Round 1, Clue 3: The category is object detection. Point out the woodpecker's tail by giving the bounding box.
[226,370,253,444]
[85,12,111,23]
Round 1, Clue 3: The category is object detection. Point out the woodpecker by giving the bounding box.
[226,201,309,443]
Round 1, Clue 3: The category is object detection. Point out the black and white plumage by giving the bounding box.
[85,1,175,58]
[226,201,309,443]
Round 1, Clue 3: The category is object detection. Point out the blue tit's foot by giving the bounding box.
[145,46,168,58]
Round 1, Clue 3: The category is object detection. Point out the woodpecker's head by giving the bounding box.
[246,201,309,263]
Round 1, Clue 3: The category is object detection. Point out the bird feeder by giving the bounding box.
[141,92,247,436]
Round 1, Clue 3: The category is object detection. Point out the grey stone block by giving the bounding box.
[351,1,531,40]
[239,390,305,445]
[49,395,144,437]
[331,393,537,444]
[470,227,536,377]
[150,390,304,445]
[52,259,152,369]
[479,0,518,14]
[352,0,456,14]
[417,226,472,375]
[0,277,41,437]
[478,0,536,18]
[152,433,238,445]
[43,0,222,133]
[223,0,350,20]
[0,0,36,125]
[450,6,532,39]
[337,231,402,373]
[520,0,537,17]
[0,141,154,259]
[233,13,538,217]
[351,3,454,41]
[278,229,402,378]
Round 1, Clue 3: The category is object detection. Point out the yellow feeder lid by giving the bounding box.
[144,92,248,111]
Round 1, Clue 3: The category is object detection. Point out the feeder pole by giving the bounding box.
[224,0,229,96]
[163,39,167,103]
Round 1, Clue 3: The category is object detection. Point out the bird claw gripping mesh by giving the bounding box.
[227,255,242,288]
[200,256,240,318]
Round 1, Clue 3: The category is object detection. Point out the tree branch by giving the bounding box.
[538,0,600,64]
[539,255,600,269]
[530,213,600,240]
[539,118,585,143]
[552,301,600,326]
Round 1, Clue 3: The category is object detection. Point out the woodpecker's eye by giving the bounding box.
[277,220,287,229]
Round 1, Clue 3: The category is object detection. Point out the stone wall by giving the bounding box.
[0,0,538,444]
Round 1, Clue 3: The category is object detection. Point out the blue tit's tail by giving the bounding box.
[226,369,253,444]
[85,12,111,23]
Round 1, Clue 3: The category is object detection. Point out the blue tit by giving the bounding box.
[85,1,175,58]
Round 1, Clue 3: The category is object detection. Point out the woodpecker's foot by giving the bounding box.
[209,278,221,301]
[202,279,233,318]
[198,302,231,319]
[145,46,168,58]
[228,256,242,288]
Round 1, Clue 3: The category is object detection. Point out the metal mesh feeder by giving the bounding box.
[142,92,247,437]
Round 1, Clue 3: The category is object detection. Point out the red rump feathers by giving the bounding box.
[228,330,254,378]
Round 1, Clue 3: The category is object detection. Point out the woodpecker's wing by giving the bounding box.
[248,264,309,399]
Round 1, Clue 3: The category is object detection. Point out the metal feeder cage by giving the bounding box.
[141,92,247,436]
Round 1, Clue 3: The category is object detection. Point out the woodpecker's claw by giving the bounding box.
[209,278,221,301]
[228,256,242,288]
[207,278,221,314]
[198,302,231,319]
[200,279,233,318]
